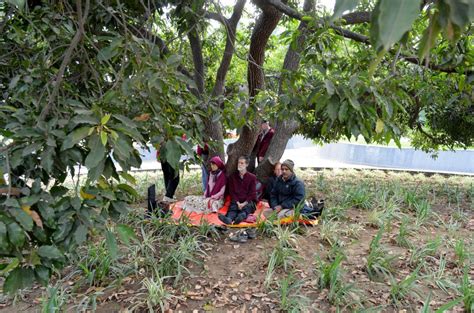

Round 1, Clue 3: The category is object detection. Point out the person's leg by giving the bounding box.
[161,160,171,190]
[277,208,294,219]
[165,165,180,199]
[219,202,238,224]
[234,202,256,224]
[201,163,209,192]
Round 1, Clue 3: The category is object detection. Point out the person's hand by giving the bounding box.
[258,157,264,162]
[237,202,244,210]
[274,205,282,212]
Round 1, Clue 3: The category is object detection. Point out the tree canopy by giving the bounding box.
[0,0,473,292]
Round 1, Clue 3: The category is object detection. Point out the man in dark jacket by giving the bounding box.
[219,156,257,225]
[267,159,306,218]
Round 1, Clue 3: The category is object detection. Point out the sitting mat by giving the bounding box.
[168,198,318,227]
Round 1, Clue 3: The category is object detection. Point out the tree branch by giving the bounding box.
[266,0,471,75]
[204,11,227,25]
[39,0,90,121]
[341,11,371,25]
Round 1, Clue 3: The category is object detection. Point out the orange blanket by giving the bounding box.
[169,198,318,227]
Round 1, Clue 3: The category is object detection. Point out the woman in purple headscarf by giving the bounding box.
[183,156,227,213]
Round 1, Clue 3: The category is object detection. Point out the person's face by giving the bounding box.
[210,162,218,171]
[274,164,282,176]
[281,165,292,180]
[261,122,269,132]
[237,159,248,172]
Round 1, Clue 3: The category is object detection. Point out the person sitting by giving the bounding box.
[265,159,306,219]
[182,156,226,213]
[218,156,257,225]
[262,161,281,201]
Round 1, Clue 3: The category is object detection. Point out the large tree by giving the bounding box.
[0,0,473,291]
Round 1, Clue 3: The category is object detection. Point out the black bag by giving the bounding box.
[302,197,325,219]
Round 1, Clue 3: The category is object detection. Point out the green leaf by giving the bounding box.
[116,224,137,245]
[101,114,111,125]
[105,231,118,260]
[3,268,35,294]
[7,222,26,247]
[37,245,64,261]
[434,297,462,313]
[444,0,471,28]
[372,0,421,50]
[0,221,8,250]
[21,142,42,157]
[326,98,339,121]
[111,201,129,215]
[40,146,55,172]
[0,258,19,276]
[331,0,361,22]
[34,266,50,286]
[85,134,106,169]
[9,208,33,231]
[324,79,335,96]
[120,172,136,185]
[116,184,139,199]
[164,140,182,170]
[61,126,92,151]
[100,131,108,146]
[74,224,88,245]
[418,12,442,60]
[8,74,21,89]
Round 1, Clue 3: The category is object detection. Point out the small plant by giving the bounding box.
[322,204,348,221]
[427,254,456,294]
[320,218,343,247]
[142,276,174,311]
[256,214,277,237]
[454,239,470,268]
[343,184,373,210]
[197,219,220,239]
[459,267,473,312]
[409,237,441,267]
[366,228,396,281]
[315,254,361,308]
[265,227,301,287]
[343,223,365,239]
[155,214,192,242]
[395,217,414,248]
[158,235,203,284]
[272,272,309,312]
[389,267,421,307]
[77,240,113,287]
[402,188,420,211]
[41,284,69,313]
[414,199,431,226]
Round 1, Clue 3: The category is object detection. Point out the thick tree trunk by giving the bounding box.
[255,0,314,181]
[225,1,283,174]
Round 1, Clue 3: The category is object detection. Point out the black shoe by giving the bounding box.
[246,228,257,239]
[218,213,232,225]
[229,230,248,243]
[234,213,246,225]
[310,197,318,209]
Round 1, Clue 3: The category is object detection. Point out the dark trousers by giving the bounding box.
[161,161,179,198]
[225,201,256,222]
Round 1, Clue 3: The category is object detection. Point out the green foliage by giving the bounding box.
[366,228,396,280]
[271,273,309,312]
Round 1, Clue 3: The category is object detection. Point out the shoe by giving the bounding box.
[218,214,232,225]
[163,196,176,203]
[229,231,248,243]
[246,228,257,239]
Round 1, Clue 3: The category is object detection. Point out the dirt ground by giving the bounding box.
[0,169,473,312]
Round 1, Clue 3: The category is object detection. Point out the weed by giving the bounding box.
[155,214,192,242]
[402,188,420,211]
[343,223,365,239]
[265,227,301,287]
[366,228,396,281]
[272,272,309,312]
[197,218,220,239]
[41,284,69,313]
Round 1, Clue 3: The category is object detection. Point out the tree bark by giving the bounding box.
[226,0,283,174]
[255,0,314,181]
